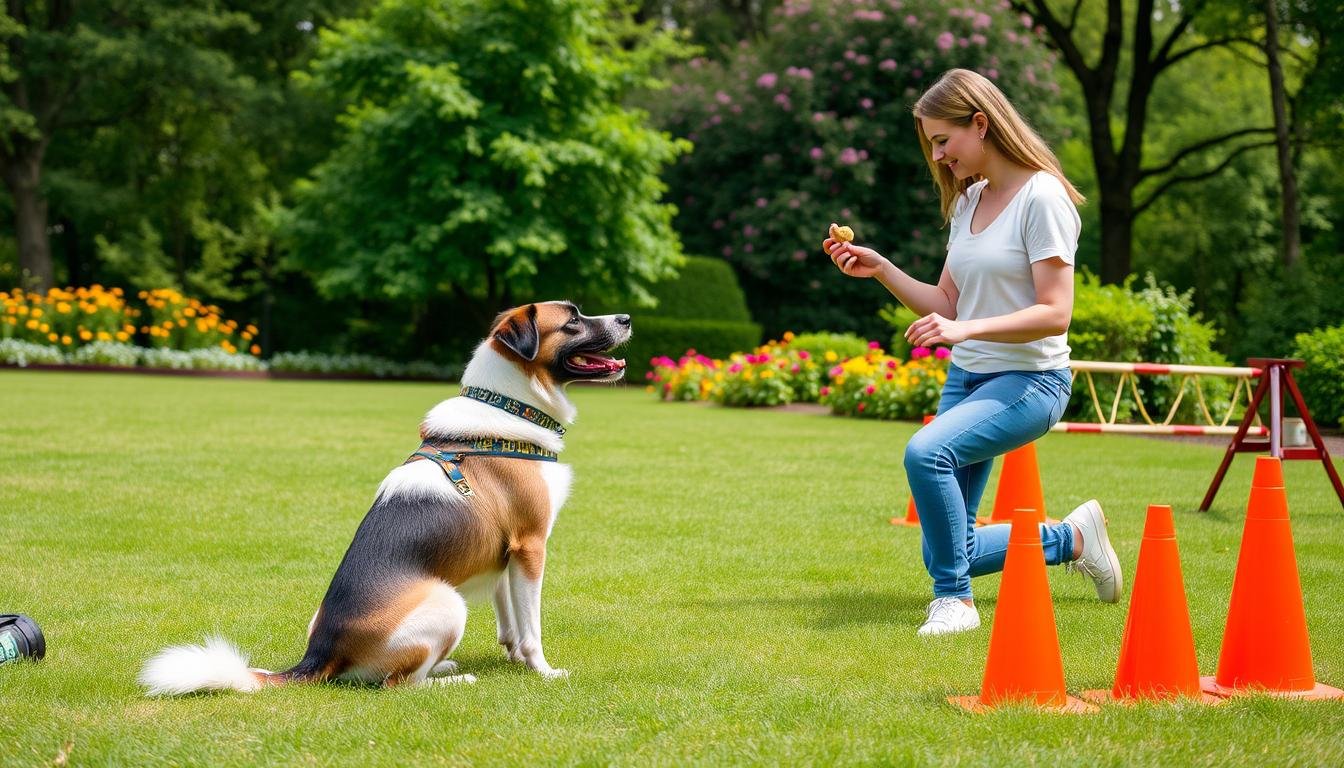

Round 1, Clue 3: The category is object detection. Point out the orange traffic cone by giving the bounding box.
[950,509,1097,713]
[1081,505,1219,705]
[1200,457,1343,699]
[892,415,935,527]
[978,442,1056,526]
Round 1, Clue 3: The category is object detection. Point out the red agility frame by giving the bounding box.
[1201,358,1344,511]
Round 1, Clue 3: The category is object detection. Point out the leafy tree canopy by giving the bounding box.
[285,0,691,328]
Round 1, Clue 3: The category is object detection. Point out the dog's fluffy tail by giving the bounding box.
[139,636,291,696]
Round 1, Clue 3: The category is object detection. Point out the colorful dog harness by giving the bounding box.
[404,437,559,497]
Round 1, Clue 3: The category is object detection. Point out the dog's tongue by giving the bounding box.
[569,354,626,373]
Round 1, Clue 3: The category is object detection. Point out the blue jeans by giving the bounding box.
[905,364,1074,600]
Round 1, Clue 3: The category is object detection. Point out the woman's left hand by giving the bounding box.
[905,312,969,347]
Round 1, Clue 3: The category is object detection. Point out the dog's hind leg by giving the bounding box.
[381,580,471,687]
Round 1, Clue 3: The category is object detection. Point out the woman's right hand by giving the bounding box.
[823,236,887,279]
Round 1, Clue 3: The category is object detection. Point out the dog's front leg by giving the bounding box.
[507,539,567,680]
[493,568,522,662]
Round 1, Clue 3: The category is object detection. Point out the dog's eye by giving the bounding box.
[562,317,581,333]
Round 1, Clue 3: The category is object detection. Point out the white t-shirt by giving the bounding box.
[945,170,1080,373]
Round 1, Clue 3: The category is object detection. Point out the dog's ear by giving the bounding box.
[494,304,539,361]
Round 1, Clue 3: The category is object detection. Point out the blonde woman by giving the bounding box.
[822,69,1122,636]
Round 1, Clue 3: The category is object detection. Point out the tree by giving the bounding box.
[1008,0,1281,284]
[285,0,689,336]
[0,2,255,291]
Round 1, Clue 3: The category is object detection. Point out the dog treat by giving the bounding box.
[829,223,854,243]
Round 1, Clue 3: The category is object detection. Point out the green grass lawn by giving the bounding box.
[2,369,1343,766]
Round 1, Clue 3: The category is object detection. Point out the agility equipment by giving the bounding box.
[978,442,1052,526]
[950,509,1097,713]
[1080,505,1218,705]
[1053,360,1264,437]
[1201,359,1344,511]
[1199,457,1343,699]
[892,415,935,527]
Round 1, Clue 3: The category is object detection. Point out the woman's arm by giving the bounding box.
[904,256,1073,347]
[824,237,959,318]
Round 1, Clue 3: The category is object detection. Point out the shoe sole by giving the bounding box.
[1084,501,1123,602]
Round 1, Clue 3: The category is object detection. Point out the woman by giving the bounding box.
[822,69,1122,636]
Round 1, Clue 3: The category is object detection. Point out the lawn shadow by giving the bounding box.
[688,589,931,629]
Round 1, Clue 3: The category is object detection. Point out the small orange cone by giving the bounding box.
[1201,457,1344,699]
[950,509,1097,713]
[978,442,1056,526]
[892,415,935,527]
[1081,505,1219,705]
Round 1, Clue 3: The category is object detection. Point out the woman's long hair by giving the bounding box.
[913,69,1084,223]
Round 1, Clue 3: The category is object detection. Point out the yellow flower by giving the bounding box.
[97,331,111,341]
[56,302,71,313]
[79,329,93,341]
[31,307,43,319]
[116,331,129,341]
[249,344,260,355]
[760,369,774,378]
[47,332,58,342]
[824,350,838,362]
[61,335,72,345]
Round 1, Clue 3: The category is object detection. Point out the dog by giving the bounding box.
[139,301,630,694]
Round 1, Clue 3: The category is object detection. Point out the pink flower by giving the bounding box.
[974,12,992,29]
[885,372,894,380]
[715,90,732,104]
[829,365,844,377]
[879,59,897,71]
[729,363,743,373]
[911,347,931,359]
[810,146,824,160]
[756,72,778,88]
[756,197,768,208]
[839,147,861,165]
[868,340,881,349]
[886,360,897,369]
[905,14,919,26]
[820,386,831,396]
[937,31,954,51]
[857,402,867,412]
[798,350,811,360]
[935,347,951,359]
[865,385,876,395]
[860,97,874,109]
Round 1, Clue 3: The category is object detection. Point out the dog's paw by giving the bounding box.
[428,659,460,677]
[539,668,569,681]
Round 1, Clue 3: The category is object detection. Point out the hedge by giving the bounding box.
[1293,325,1344,429]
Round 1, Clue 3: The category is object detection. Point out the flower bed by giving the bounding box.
[647,332,950,420]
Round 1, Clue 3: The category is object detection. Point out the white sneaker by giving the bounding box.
[1063,499,1123,603]
[916,597,981,637]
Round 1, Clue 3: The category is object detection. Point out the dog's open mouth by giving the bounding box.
[564,352,626,376]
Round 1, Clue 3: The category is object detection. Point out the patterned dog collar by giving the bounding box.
[458,386,566,436]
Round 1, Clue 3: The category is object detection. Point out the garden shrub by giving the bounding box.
[599,255,762,380]
[1069,272,1233,424]
[1293,325,1344,429]
[644,0,1064,338]
[820,347,948,420]
[787,331,873,363]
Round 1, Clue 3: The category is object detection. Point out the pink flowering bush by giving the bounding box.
[641,0,1062,339]
[820,345,950,420]
[647,350,721,401]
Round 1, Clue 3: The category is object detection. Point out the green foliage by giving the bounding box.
[624,316,760,382]
[616,255,752,322]
[1069,272,1233,423]
[787,331,873,362]
[286,0,690,336]
[1293,326,1344,429]
[642,0,1063,338]
[877,304,919,358]
[269,350,459,381]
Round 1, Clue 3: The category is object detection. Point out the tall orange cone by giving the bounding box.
[978,442,1055,526]
[1081,505,1219,704]
[1201,457,1344,699]
[892,415,935,527]
[950,509,1097,713]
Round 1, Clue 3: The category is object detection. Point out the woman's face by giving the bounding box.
[921,117,984,179]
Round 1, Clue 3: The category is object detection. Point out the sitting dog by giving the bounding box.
[140,301,630,694]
